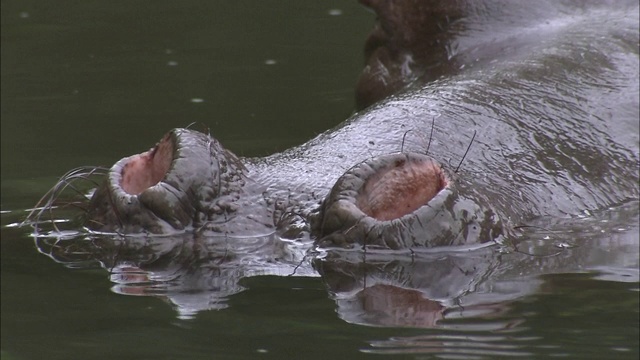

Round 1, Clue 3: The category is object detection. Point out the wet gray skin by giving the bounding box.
[86,0,638,251]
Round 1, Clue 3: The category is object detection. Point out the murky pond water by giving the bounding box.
[2,1,638,359]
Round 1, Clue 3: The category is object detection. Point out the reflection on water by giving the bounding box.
[21,199,638,357]
[34,231,316,319]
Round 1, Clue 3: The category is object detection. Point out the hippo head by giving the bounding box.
[313,152,505,249]
[86,128,247,234]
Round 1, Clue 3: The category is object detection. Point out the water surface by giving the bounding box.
[2,1,638,359]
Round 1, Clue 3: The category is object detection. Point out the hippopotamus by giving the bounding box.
[27,0,639,328]
[78,0,638,252]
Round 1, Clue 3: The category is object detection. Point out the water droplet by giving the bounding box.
[264,59,277,65]
[328,9,343,16]
[190,98,204,103]
[167,61,178,66]
[555,242,574,249]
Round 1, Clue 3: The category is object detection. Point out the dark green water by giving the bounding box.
[2,1,638,359]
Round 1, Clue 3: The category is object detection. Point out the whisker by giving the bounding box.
[401,130,413,153]
[455,130,476,173]
[23,166,109,234]
[425,116,435,156]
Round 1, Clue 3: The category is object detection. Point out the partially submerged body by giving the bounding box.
[71,0,639,251]
[25,0,639,323]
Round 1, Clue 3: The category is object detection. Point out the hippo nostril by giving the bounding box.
[314,152,456,249]
[86,128,227,234]
[120,133,175,195]
[355,156,449,220]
